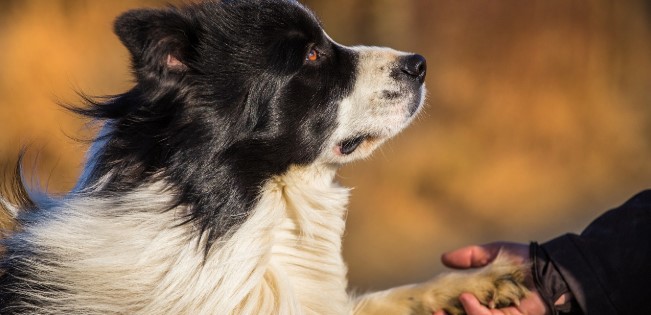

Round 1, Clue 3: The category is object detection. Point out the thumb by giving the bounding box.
[441,243,504,269]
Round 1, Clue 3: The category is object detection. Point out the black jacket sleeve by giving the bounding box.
[540,190,651,314]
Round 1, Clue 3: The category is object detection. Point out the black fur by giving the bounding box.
[1,152,36,214]
[68,0,357,248]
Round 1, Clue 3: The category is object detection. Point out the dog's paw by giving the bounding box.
[421,254,529,315]
[481,268,529,309]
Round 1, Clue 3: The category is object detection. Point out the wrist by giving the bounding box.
[530,242,575,315]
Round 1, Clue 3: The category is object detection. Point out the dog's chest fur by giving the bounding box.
[15,165,350,314]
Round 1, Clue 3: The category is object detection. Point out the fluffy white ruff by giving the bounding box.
[16,165,352,314]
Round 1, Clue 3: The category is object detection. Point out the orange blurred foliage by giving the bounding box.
[1,0,650,291]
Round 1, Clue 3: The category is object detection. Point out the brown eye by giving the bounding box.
[306,48,319,62]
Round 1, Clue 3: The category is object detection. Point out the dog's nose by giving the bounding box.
[400,54,427,83]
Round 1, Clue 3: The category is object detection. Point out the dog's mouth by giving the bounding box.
[336,134,379,155]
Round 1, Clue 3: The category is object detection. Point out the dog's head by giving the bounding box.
[83,0,425,243]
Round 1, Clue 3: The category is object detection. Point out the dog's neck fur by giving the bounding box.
[257,165,351,314]
[20,164,351,314]
[196,164,351,314]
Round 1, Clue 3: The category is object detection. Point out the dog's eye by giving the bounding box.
[306,48,319,62]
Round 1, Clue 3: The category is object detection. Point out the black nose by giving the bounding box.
[400,54,427,83]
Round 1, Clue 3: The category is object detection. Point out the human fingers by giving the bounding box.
[459,293,525,315]
[431,294,495,315]
[458,292,550,315]
[441,242,531,269]
[458,293,496,315]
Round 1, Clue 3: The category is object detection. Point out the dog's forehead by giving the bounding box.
[193,0,328,72]
[206,1,318,24]
[212,0,322,37]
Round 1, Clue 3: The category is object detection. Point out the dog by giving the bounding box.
[0,0,528,314]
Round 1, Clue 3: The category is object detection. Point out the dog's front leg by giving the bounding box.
[352,282,432,315]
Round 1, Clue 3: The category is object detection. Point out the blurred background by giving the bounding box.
[1,0,651,292]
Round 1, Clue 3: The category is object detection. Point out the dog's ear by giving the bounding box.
[114,8,197,74]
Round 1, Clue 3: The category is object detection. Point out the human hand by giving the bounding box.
[433,242,549,315]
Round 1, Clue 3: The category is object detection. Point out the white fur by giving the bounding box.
[14,164,353,314]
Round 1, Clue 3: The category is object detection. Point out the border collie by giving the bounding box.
[0,0,527,314]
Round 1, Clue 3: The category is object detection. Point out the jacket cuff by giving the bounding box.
[531,241,571,314]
